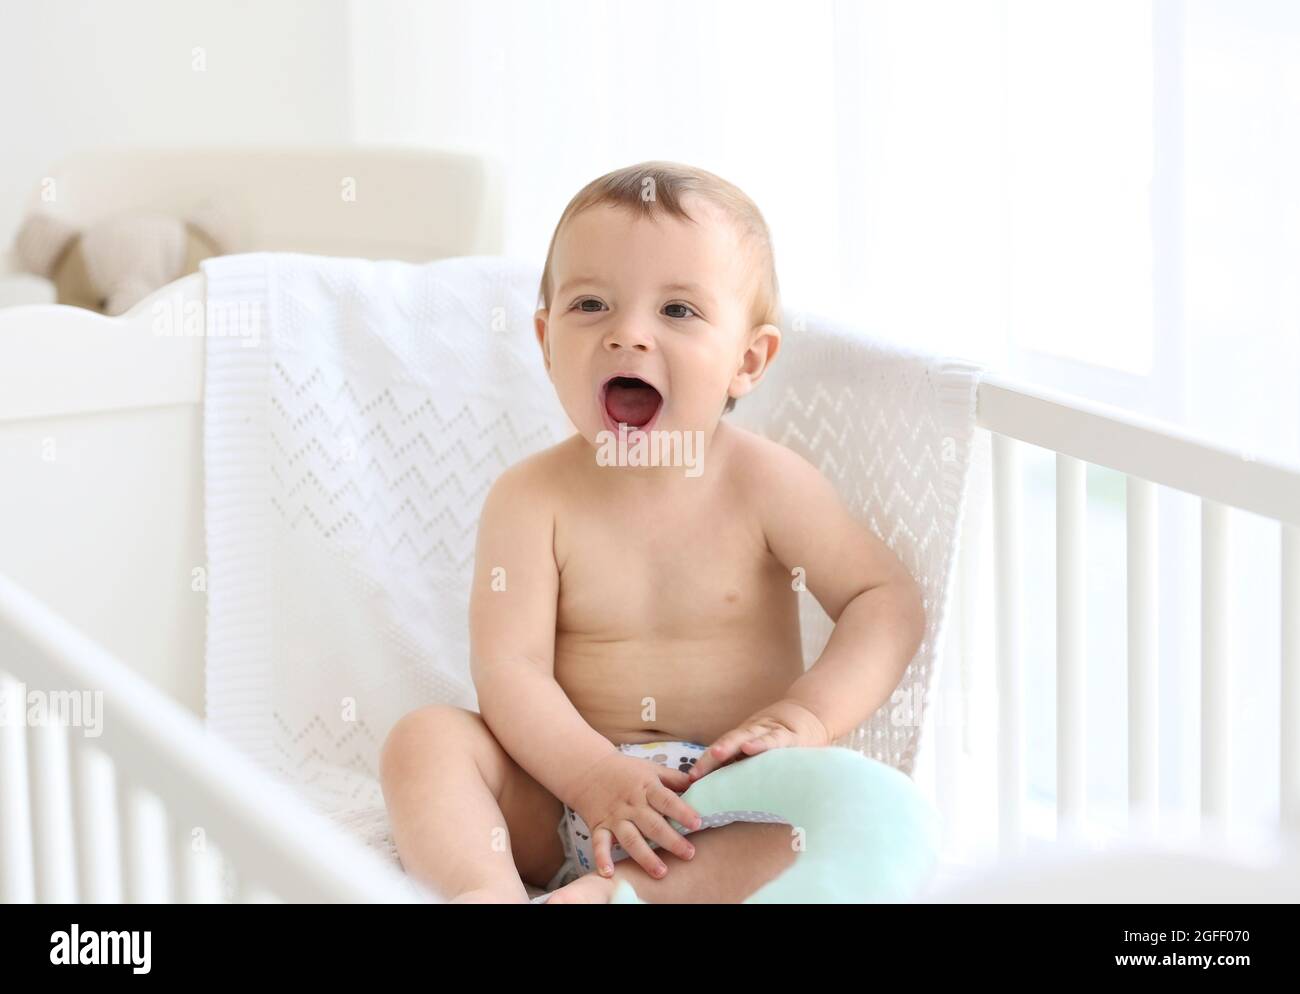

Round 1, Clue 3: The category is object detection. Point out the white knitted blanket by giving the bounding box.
[200,251,984,879]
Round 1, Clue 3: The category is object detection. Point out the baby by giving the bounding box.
[379,161,926,904]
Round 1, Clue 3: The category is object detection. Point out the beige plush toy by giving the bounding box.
[13,200,239,315]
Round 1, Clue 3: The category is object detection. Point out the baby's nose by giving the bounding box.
[603,322,654,351]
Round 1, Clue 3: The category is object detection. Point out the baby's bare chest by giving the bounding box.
[554,502,782,638]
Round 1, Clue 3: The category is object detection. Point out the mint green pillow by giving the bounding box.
[609,746,941,904]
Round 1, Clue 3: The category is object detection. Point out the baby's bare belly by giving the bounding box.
[554,628,805,746]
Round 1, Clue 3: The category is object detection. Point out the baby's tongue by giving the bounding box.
[605,380,660,428]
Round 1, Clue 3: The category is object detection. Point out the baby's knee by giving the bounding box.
[380,703,480,780]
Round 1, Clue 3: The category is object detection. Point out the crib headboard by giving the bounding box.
[0,275,208,714]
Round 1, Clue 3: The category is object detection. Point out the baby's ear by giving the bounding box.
[533,307,552,373]
[743,322,780,379]
[753,322,782,366]
[733,322,782,394]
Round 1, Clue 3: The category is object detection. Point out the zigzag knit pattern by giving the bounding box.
[729,316,985,775]
[201,252,982,879]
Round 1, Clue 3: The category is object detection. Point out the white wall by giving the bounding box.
[346,0,864,355]
[0,0,353,244]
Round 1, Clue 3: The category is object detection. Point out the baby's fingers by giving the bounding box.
[740,726,796,755]
[613,822,668,879]
[654,765,694,793]
[635,808,697,864]
[591,826,617,877]
[652,784,702,834]
[690,729,754,780]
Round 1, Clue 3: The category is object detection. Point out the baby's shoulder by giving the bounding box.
[486,439,572,505]
[719,421,823,489]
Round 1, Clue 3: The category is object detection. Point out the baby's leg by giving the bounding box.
[613,820,798,902]
[548,820,797,904]
[379,703,566,903]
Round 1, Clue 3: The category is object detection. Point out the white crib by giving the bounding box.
[950,375,1300,865]
[2,149,1299,902]
[3,266,1297,902]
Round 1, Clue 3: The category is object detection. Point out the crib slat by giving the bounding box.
[70,737,120,902]
[1126,475,1159,835]
[0,671,36,902]
[993,433,1023,854]
[1281,523,1299,833]
[172,820,224,903]
[1201,499,1230,833]
[117,777,171,902]
[29,719,78,902]
[0,571,416,906]
[1056,454,1087,840]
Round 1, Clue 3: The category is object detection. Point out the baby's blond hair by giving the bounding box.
[537,161,780,414]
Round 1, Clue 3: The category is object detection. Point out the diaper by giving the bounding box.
[534,739,791,900]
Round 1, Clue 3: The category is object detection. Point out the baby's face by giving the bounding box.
[535,198,777,447]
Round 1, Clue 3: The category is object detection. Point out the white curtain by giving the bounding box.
[349,0,1300,862]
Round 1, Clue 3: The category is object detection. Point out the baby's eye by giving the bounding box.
[571,297,606,313]
[663,302,698,319]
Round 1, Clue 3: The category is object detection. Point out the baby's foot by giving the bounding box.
[540,871,620,904]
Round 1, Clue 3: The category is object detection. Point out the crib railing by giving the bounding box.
[0,569,419,903]
[5,359,1298,902]
[972,372,1300,856]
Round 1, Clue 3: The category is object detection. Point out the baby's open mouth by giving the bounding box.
[602,375,663,429]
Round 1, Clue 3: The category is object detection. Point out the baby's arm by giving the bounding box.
[691,441,926,778]
[468,457,616,807]
[469,458,701,876]
[762,444,926,737]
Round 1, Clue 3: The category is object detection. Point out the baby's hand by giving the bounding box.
[689,698,830,781]
[567,752,702,879]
